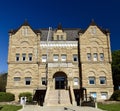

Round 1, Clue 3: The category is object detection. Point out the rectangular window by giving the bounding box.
[14,77,21,81]
[16,54,20,61]
[42,54,47,62]
[22,53,26,61]
[53,54,59,61]
[74,77,79,85]
[61,35,63,40]
[89,77,95,84]
[100,53,104,61]
[100,77,106,84]
[25,77,31,85]
[87,53,91,61]
[41,77,46,85]
[57,35,59,40]
[22,27,28,36]
[90,92,97,99]
[93,53,98,61]
[73,54,78,62]
[61,54,67,61]
[28,53,32,61]
[101,92,108,99]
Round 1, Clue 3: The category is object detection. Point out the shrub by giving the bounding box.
[19,92,32,103]
[0,92,15,102]
[110,90,120,101]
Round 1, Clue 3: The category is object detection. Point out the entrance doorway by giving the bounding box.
[53,72,67,89]
[55,76,65,89]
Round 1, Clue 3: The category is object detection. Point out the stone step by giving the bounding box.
[45,89,71,106]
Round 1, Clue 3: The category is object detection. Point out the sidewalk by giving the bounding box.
[18,105,105,111]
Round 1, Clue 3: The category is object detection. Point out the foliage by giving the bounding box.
[0,73,7,92]
[0,92,15,102]
[0,105,22,111]
[18,92,32,103]
[110,90,120,101]
[112,50,120,90]
[98,102,120,111]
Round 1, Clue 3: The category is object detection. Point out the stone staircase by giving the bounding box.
[44,89,71,106]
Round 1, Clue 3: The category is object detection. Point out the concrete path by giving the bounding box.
[18,105,105,111]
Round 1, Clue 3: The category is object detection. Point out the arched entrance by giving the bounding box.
[53,72,67,89]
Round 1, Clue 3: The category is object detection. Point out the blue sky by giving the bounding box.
[0,0,120,73]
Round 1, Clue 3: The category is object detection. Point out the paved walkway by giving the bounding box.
[18,105,105,111]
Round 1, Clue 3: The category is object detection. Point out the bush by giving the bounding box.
[0,92,15,102]
[19,92,32,103]
[110,90,120,101]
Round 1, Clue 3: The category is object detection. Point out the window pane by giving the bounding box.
[87,53,91,61]
[22,53,26,61]
[25,77,31,85]
[93,53,98,61]
[41,77,46,85]
[16,54,20,61]
[57,35,59,40]
[22,27,28,36]
[89,77,95,84]
[74,77,79,85]
[53,54,59,61]
[61,35,63,40]
[14,77,21,81]
[29,53,32,61]
[90,92,97,99]
[73,54,78,62]
[61,54,66,61]
[100,53,104,61]
[42,55,47,62]
[101,92,108,99]
[100,77,106,84]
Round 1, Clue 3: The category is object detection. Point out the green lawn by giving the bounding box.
[0,105,22,111]
[98,103,120,111]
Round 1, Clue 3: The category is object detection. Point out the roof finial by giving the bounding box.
[90,19,96,26]
[57,23,62,30]
[23,19,29,26]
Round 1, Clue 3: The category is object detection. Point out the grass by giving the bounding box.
[98,102,120,111]
[0,105,22,111]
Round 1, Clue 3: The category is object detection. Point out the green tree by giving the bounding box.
[112,50,120,90]
[0,73,7,92]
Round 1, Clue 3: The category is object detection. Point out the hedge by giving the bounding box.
[0,92,15,102]
[110,90,120,101]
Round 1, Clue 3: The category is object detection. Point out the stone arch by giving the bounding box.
[53,71,67,78]
[89,38,103,45]
[86,68,96,77]
[24,71,32,77]
[99,70,107,76]
[14,71,21,77]
[20,41,30,46]
[53,71,67,89]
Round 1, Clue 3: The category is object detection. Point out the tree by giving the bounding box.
[0,73,7,92]
[112,50,120,90]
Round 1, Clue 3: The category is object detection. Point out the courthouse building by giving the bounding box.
[6,20,113,106]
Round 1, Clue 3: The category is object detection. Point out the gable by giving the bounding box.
[80,25,108,45]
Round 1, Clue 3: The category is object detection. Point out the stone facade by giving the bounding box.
[6,21,113,105]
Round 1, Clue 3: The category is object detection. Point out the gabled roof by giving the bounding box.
[9,20,41,35]
[78,19,110,35]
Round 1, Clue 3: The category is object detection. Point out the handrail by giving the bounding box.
[68,86,72,104]
[58,90,60,104]
[44,87,50,105]
[69,86,76,106]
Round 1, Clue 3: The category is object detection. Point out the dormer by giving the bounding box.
[53,23,67,41]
